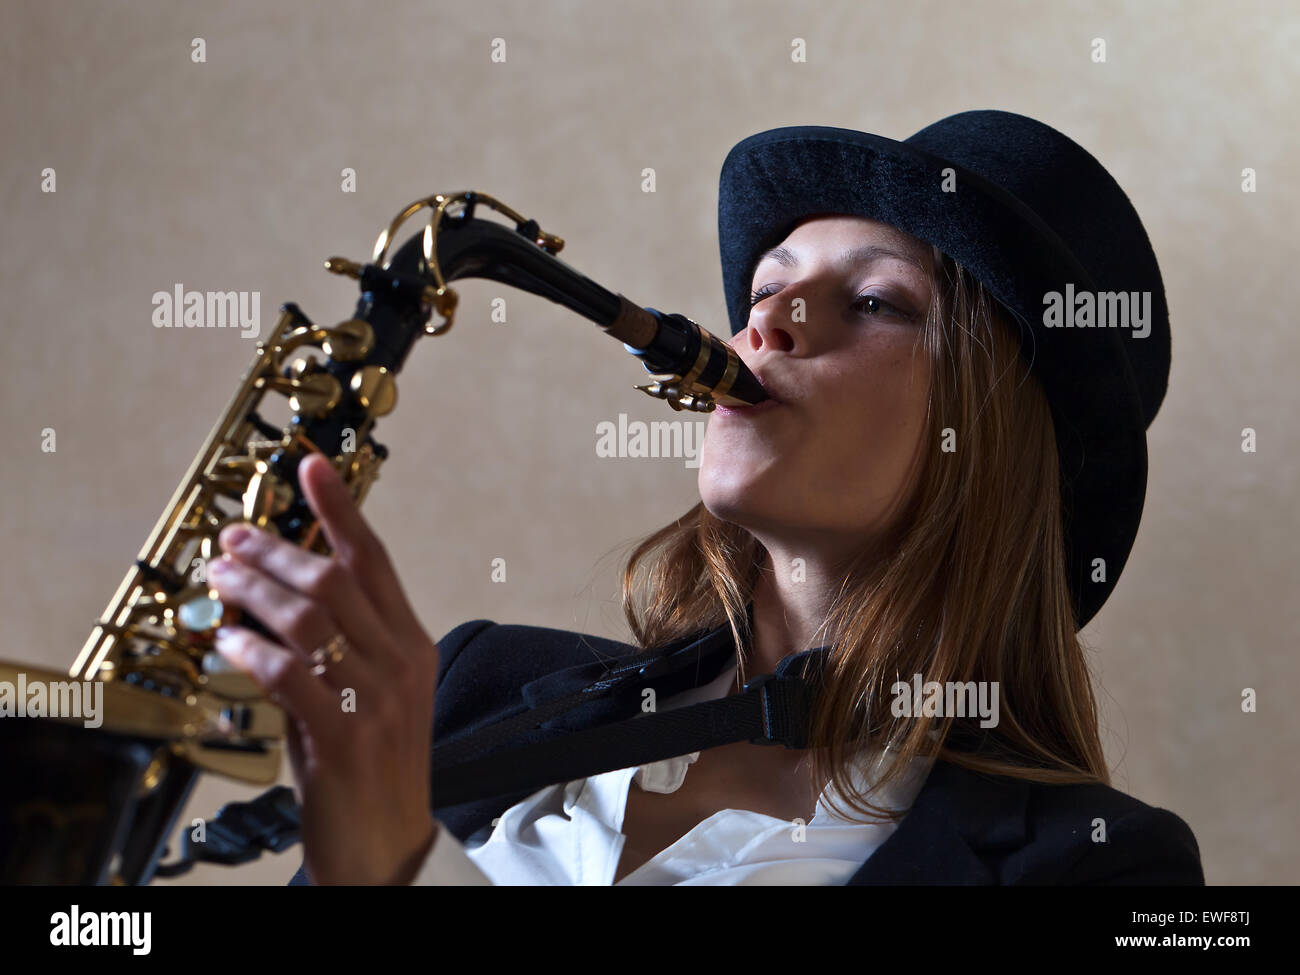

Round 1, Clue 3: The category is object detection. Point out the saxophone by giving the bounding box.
[0,191,768,885]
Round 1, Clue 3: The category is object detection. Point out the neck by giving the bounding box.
[744,544,852,678]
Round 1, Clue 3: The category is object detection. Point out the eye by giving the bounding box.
[748,284,915,320]
[853,292,914,319]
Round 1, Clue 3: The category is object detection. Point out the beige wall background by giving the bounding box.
[2,0,1295,886]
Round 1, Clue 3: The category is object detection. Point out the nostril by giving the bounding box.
[755,326,795,353]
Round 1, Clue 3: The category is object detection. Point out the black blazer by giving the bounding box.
[289,617,1205,885]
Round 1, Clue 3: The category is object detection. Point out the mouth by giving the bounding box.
[712,399,782,417]
[712,386,784,416]
[712,368,786,416]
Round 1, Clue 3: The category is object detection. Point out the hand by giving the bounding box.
[207,452,441,884]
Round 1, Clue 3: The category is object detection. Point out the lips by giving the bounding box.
[713,399,782,417]
[713,363,789,414]
[749,368,786,405]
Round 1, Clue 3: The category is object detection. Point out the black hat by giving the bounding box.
[717,111,1171,630]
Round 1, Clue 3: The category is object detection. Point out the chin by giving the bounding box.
[698,478,778,534]
[698,447,800,530]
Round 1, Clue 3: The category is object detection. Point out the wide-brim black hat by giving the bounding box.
[717,111,1171,630]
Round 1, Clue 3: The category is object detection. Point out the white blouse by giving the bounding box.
[413,658,935,885]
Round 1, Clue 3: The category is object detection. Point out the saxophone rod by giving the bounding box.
[67,307,304,682]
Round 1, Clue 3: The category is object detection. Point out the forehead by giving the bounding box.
[754,214,933,275]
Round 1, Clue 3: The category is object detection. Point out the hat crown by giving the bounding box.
[903,110,1170,427]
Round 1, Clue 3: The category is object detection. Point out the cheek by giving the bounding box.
[826,353,931,469]
[828,340,928,413]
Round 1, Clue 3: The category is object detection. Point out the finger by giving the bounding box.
[217,523,391,661]
[214,625,344,753]
[295,453,419,631]
[285,717,307,804]
[207,554,382,696]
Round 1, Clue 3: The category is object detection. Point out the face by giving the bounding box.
[698,214,936,565]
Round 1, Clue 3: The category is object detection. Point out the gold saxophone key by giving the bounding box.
[350,365,397,416]
[322,319,374,362]
[287,372,342,417]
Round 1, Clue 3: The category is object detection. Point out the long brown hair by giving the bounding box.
[616,245,1109,823]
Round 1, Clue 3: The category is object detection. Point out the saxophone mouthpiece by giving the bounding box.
[716,354,770,407]
[621,307,771,411]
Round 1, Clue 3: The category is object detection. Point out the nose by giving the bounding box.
[742,305,797,353]
[741,274,834,354]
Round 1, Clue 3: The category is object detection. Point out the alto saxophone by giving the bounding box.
[0,191,768,885]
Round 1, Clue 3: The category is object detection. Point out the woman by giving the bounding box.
[210,111,1204,885]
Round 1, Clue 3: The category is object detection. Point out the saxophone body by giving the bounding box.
[0,191,766,885]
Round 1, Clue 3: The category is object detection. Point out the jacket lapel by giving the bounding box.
[848,758,1031,884]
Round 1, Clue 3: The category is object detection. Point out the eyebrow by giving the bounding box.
[755,243,929,275]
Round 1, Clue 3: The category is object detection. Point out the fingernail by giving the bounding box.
[202,650,239,674]
[216,634,261,675]
[224,525,252,550]
[213,627,242,659]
